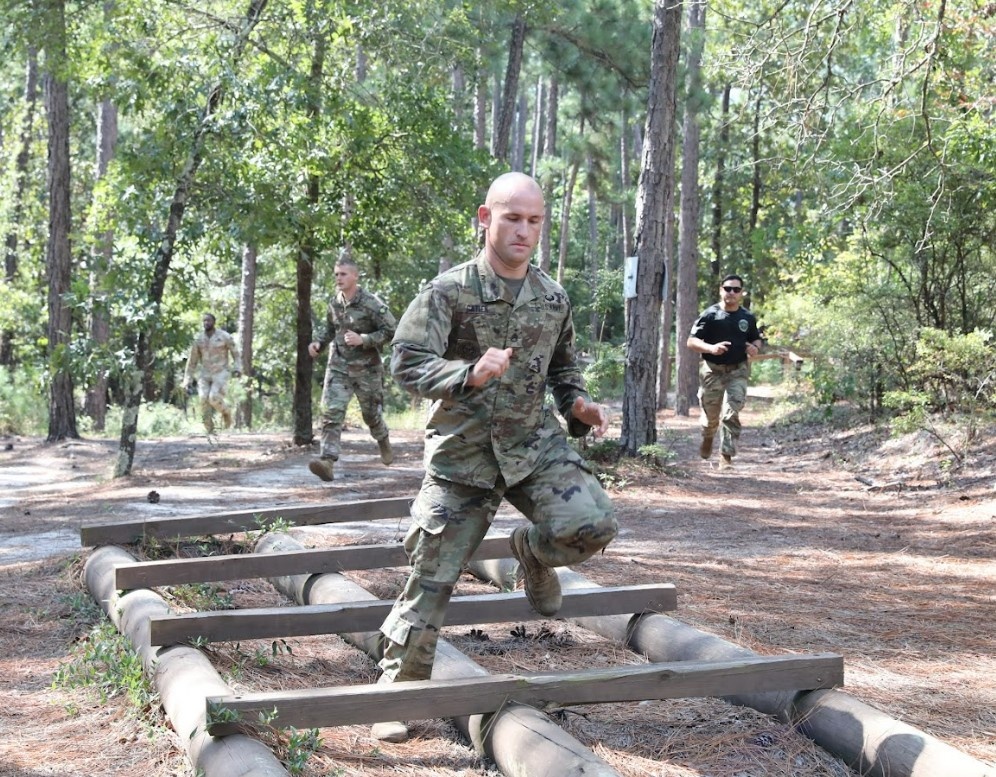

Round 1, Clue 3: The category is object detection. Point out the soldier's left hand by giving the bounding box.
[343,330,363,347]
[572,396,609,437]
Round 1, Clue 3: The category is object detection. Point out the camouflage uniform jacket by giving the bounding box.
[391,251,593,489]
[184,328,238,384]
[316,286,397,377]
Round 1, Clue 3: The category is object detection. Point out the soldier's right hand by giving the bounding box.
[467,347,514,388]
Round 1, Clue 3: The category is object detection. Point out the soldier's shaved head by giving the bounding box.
[484,172,544,209]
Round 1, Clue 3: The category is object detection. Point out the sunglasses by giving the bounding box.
[722,286,743,293]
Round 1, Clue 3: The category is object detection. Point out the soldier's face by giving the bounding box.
[202,315,215,332]
[334,264,359,296]
[479,188,544,277]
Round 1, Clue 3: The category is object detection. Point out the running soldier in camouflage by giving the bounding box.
[307,257,397,482]
[371,172,617,743]
[183,313,240,434]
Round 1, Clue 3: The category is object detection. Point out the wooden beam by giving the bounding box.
[80,496,411,546]
[207,653,844,735]
[115,535,515,591]
[150,584,677,645]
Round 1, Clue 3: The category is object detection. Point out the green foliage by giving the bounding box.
[0,368,47,435]
[581,345,625,402]
[98,400,192,438]
[883,328,994,451]
[905,328,995,414]
[53,620,157,712]
[168,583,234,612]
[637,442,676,472]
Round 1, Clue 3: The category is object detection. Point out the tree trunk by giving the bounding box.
[675,0,706,417]
[556,156,580,286]
[44,0,78,443]
[656,200,676,409]
[451,65,465,124]
[84,90,118,431]
[2,47,39,369]
[530,78,545,177]
[711,83,730,276]
[619,104,633,259]
[115,0,269,476]
[291,22,327,448]
[491,13,526,163]
[473,55,487,151]
[237,243,256,429]
[750,88,762,233]
[586,150,599,343]
[538,77,558,273]
[512,92,527,172]
[621,0,682,455]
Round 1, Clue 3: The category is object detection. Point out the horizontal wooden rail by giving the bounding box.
[81,496,411,546]
[150,584,677,646]
[207,653,844,735]
[115,535,514,590]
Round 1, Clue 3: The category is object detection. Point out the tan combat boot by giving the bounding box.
[370,720,408,743]
[510,526,562,617]
[377,436,393,465]
[308,457,335,482]
[699,434,714,459]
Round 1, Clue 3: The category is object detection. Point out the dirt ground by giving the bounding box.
[0,397,994,777]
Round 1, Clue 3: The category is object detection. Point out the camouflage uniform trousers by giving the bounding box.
[378,445,617,683]
[197,370,232,433]
[698,360,750,457]
[318,368,389,460]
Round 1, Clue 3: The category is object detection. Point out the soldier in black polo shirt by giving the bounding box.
[686,274,763,468]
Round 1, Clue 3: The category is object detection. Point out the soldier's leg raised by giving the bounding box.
[505,443,617,615]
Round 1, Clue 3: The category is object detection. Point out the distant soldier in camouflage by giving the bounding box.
[371,172,617,743]
[183,312,240,434]
[307,256,397,482]
[686,274,763,468]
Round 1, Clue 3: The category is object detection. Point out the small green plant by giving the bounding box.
[53,621,157,712]
[60,590,104,622]
[596,471,630,490]
[250,514,294,539]
[243,708,325,775]
[169,583,234,611]
[637,442,678,472]
[206,702,241,726]
[579,437,621,464]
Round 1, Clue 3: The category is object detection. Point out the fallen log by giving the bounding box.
[256,531,621,777]
[553,570,994,777]
[83,545,289,777]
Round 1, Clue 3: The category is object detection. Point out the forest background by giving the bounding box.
[0,0,994,467]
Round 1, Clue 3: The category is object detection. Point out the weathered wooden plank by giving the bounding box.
[150,584,677,645]
[207,653,844,735]
[80,496,412,546]
[115,535,514,590]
